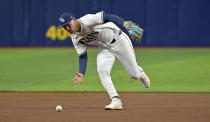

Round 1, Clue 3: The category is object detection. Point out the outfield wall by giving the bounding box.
[0,0,210,47]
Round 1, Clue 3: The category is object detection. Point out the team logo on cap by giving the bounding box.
[59,18,65,23]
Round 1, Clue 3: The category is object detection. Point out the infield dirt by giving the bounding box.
[0,93,209,122]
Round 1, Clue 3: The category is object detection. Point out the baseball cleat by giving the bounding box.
[105,98,123,110]
[140,72,150,88]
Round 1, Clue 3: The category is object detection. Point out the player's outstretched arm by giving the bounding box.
[72,52,87,84]
[103,13,144,43]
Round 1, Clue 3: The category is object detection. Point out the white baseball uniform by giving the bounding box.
[71,12,145,98]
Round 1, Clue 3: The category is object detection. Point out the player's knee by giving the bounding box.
[97,67,105,73]
[97,66,109,74]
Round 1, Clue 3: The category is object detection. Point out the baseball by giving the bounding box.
[56,105,62,112]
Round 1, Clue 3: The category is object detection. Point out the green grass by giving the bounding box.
[0,48,210,92]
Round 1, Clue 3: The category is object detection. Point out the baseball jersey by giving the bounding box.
[71,12,121,56]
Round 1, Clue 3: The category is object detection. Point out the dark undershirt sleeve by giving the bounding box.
[103,13,125,25]
[79,51,87,75]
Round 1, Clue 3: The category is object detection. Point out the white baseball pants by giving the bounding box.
[97,32,144,99]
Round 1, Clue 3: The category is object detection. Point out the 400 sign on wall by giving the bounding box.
[46,25,72,41]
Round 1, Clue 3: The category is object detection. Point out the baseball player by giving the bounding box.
[58,11,150,110]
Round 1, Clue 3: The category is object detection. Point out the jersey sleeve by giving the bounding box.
[85,11,104,24]
[71,34,87,56]
[79,11,104,33]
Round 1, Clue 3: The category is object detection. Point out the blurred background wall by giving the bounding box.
[0,0,210,47]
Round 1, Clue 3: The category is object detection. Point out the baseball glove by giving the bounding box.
[124,21,144,43]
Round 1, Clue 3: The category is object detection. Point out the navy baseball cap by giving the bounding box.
[58,13,74,27]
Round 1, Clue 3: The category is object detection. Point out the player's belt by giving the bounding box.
[111,30,122,44]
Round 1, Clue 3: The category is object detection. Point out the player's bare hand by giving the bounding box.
[72,72,84,84]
